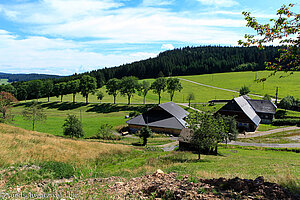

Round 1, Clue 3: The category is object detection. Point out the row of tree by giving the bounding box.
[0,75,97,104]
[106,76,182,104]
[0,75,184,105]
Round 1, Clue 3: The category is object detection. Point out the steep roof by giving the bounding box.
[247,99,277,114]
[126,102,189,130]
[234,96,261,126]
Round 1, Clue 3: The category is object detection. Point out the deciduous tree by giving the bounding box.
[79,75,97,104]
[97,91,104,103]
[43,80,53,102]
[53,82,67,102]
[22,101,46,131]
[120,76,139,105]
[29,80,43,101]
[62,114,84,138]
[151,77,167,104]
[67,80,80,103]
[0,92,18,119]
[167,78,183,101]
[186,93,195,107]
[138,80,150,104]
[238,3,299,76]
[106,78,121,104]
[186,112,237,159]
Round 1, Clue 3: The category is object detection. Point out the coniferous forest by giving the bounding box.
[79,46,280,87]
[1,46,282,101]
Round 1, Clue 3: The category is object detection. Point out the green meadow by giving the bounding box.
[41,77,255,105]
[0,79,8,85]
[41,70,300,105]
[11,102,153,138]
[178,71,300,99]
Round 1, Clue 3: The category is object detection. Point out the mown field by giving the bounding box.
[35,71,300,105]
[10,102,155,138]
[238,129,300,144]
[178,71,300,99]
[39,76,260,105]
[0,123,299,196]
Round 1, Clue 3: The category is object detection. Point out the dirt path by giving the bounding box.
[227,141,300,148]
[237,126,300,138]
[178,103,203,113]
[178,78,276,100]
[156,141,179,151]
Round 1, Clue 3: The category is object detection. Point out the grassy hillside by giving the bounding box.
[0,124,299,196]
[36,71,299,105]
[0,123,131,166]
[178,71,300,99]
[11,102,153,138]
[40,77,254,104]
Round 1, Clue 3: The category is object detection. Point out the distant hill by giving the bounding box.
[73,46,281,87]
[0,72,64,82]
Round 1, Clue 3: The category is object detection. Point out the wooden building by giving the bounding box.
[216,96,261,132]
[247,99,277,124]
[126,102,189,135]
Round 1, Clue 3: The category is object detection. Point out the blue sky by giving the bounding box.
[0,0,298,75]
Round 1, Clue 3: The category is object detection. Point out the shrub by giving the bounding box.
[239,85,250,96]
[96,124,120,140]
[139,126,152,146]
[62,114,84,138]
[275,110,287,119]
[272,118,300,126]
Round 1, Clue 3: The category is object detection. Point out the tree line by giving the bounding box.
[59,46,281,86]
[0,75,183,105]
[0,72,63,82]
[0,45,281,101]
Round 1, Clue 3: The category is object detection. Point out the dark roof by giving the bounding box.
[158,102,189,125]
[126,102,189,130]
[247,99,277,114]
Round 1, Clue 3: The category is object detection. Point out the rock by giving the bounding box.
[155,169,164,174]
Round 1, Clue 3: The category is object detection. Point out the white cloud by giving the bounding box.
[0,0,245,44]
[0,0,249,75]
[0,31,158,75]
[161,44,174,50]
[197,0,239,7]
[142,0,174,6]
[1,0,123,24]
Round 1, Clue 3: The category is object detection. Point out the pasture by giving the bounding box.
[11,102,153,138]
[178,71,300,99]
[39,76,257,105]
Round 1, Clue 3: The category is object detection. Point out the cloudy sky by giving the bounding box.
[0,0,298,75]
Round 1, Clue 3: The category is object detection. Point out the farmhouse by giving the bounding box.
[216,96,261,132]
[126,102,189,135]
[247,99,277,124]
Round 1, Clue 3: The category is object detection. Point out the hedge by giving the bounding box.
[272,118,300,126]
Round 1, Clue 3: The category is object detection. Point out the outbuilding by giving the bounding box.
[126,102,189,135]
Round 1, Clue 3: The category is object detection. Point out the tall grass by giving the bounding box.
[0,123,131,166]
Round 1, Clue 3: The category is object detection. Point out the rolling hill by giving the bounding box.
[0,72,64,82]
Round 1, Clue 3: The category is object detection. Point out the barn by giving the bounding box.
[126,102,189,135]
[247,99,277,124]
[216,96,261,132]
